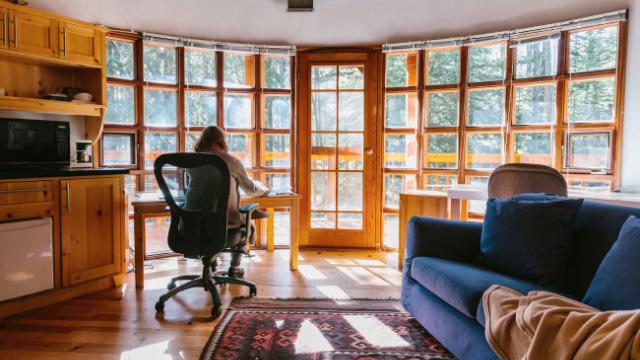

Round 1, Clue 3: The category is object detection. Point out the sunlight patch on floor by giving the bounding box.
[366,267,403,286]
[316,285,351,300]
[120,339,183,360]
[298,265,327,280]
[344,315,409,348]
[294,319,335,354]
[337,266,390,286]
[354,259,386,267]
[325,258,357,265]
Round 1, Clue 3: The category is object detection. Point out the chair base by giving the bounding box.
[154,257,257,318]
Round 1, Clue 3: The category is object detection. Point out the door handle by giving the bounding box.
[13,15,16,46]
[365,148,374,155]
[62,27,67,57]
[65,182,71,214]
[1,13,6,47]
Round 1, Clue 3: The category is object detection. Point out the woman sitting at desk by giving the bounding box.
[186,126,269,277]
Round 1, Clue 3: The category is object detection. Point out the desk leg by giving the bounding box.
[266,208,275,251]
[290,200,299,271]
[134,211,145,289]
[449,199,461,220]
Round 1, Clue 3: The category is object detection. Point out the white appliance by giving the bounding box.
[0,218,54,301]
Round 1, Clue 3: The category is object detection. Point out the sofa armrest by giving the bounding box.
[405,216,482,265]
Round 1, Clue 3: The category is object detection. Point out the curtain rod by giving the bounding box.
[142,32,296,55]
[383,9,627,52]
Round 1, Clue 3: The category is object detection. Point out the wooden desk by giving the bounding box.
[131,192,301,289]
[398,190,448,269]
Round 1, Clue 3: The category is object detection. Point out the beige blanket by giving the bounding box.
[483,285,640,360]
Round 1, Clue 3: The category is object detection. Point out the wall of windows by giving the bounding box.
[101,32,294,252]
[382,21,626,248]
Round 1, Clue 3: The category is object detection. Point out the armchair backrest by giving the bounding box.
[154,153,231,258]
[488,163,567,199]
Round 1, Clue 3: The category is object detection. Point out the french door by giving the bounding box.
[297,51,380,248]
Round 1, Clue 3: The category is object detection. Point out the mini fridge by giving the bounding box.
[0,217,54,302]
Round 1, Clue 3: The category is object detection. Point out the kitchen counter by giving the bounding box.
[0,167,130,180]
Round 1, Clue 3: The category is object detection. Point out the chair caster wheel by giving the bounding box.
[249,287,257,297]
[167,283,176,290]
[211,307,222,318]
[155,302,165,312]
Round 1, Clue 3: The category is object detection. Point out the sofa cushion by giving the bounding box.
[410,257,546,319]
[479,196,583,289]
[583,215,640,310]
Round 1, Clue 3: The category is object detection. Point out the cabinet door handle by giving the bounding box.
[13,16,16,45]
[65,182,71,214]
[63,27,67,57]
[1,13,6,47]
[0,187,49,194]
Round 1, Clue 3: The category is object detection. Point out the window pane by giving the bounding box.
[384,174,417,209]
[426,49,460,85]
[263,173,292,193]
[424,133,458,169]
[513,132,553,166]
[185,131,201,152]
[339,92,364,131]
[143,46,176,84]
[263,56,290,89]
[312,66,337,90]
[185,91,216,127]
[515,37,559,78]
[224,94,253,129]
[423,174,457,191]
[383,214,399,248]
[312,134,336,170]
[568,133,611,169]
[262,134,290,168]
[466,133,503,170]
[311,92,337,131]
[311,212,336,229]
[107,39,134,80]
[144,132,176,169]
[338,213,362,230]
[311,172,336,210]
[185,49,216,87]
[467,176,489,214]
[468,43,506,83]
[263,95,291,129]
[338,134,363,170]
[145,216,172,254]
[570,26,618,73]
[339,65,364,90]
[338,172,362,211]
[385,52,418,87]
[467,88,505,127]
[514,84,556,125]
[102,134,134,166]
[567,178,611,192]
[426,91,459,128]
[568,78,615,123]
[105,85,135,125]
[384,134,418,169]
[385,93,418,128]
[144,89,177,127]
[145,175,178,192]
[226,133,254,167]
[224,53,254,88]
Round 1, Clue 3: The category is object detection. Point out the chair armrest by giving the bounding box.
[405,216,482,265]
[240,203,259,213]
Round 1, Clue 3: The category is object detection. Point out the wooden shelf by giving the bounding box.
[0,96,104,117]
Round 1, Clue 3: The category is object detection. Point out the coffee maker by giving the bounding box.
[73,140,93,168]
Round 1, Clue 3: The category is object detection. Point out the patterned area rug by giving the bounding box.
[200,298,455,359]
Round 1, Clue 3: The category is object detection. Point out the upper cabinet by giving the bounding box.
[8,8,59,58]
[59,21,103,66]
[0,6,7,49]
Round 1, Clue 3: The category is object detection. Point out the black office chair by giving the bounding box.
[153,152,258,318]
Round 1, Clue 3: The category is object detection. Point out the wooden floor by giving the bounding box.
[0,249,402,359]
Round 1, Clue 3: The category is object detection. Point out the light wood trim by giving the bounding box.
[0,95,103,115]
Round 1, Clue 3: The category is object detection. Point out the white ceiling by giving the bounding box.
[29,0,630,46]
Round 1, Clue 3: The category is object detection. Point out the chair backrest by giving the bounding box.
[488,163,567,199]
[154,153,231,258]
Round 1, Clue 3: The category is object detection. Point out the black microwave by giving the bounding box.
[0,118,70,167]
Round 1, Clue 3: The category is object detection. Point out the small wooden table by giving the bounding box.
[132,192,301,289]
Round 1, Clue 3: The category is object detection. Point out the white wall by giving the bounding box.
[622,0,640,191]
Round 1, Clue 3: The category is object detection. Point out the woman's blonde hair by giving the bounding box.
[194,126,228,153]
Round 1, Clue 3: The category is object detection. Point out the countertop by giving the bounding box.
[0,167,130,180]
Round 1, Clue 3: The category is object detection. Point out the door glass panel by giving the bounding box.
[338,172,363,211]
[338,134,363,170]
[310,64,365,231]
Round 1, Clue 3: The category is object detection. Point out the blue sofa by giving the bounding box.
[401,200,640,360]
